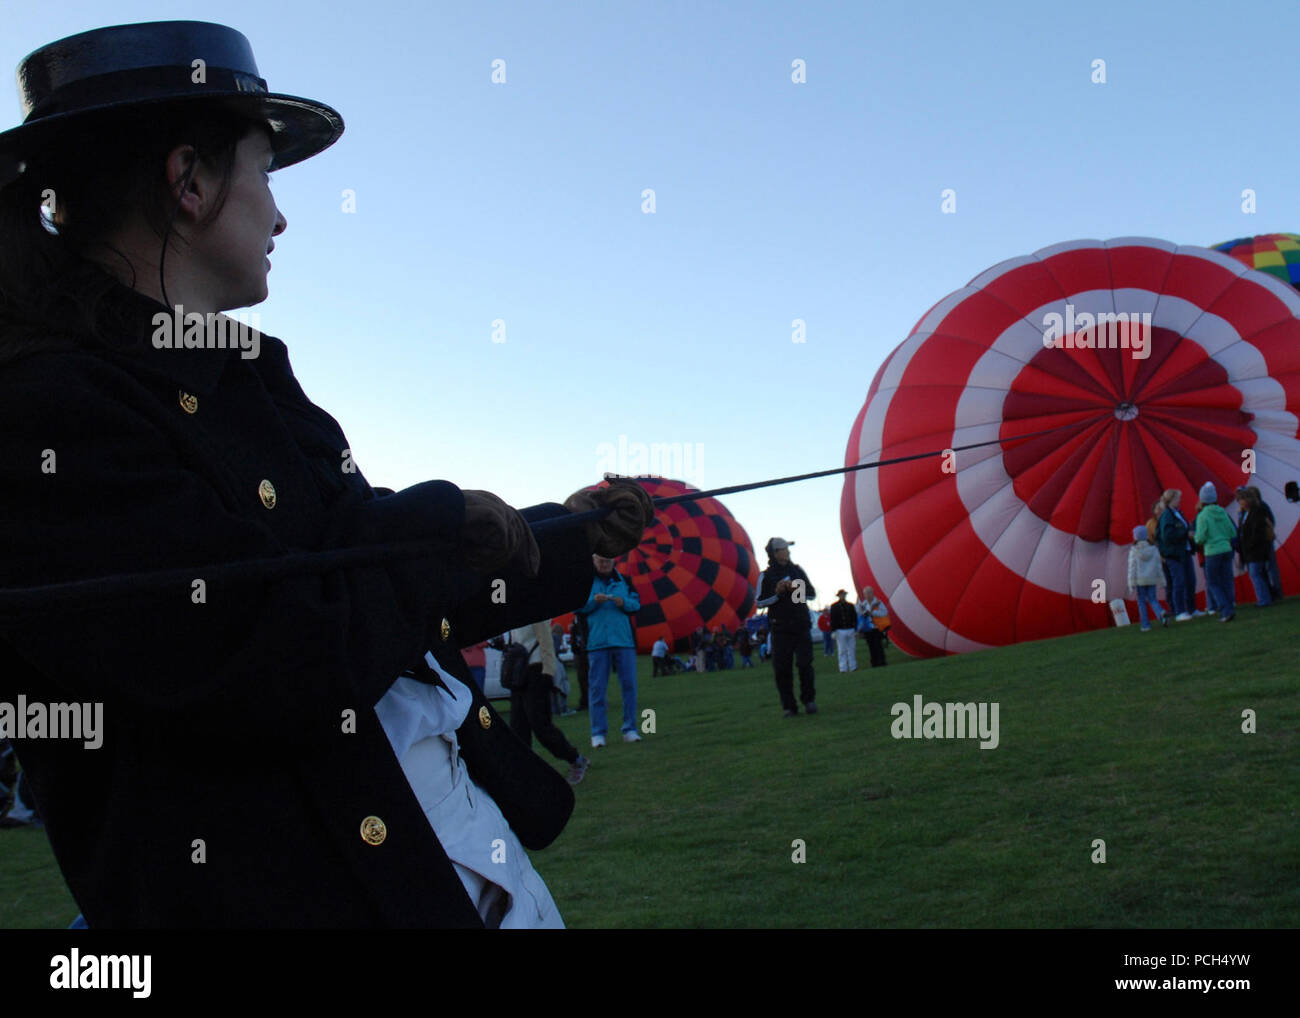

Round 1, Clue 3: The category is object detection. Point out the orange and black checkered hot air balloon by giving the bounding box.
[556,477,759,653]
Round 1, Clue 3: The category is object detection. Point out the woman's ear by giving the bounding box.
[162,143,206,225]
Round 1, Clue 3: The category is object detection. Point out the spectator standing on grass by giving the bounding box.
[712,629,731,671]
[577,555,642,746]
[858,586,890,668]
[1245,486,1283,600]
[569,614,590,711]
[755,538,817,718]
[1184,498,1207,618]
[1158,489,1196,620]
[691,626,708,674]
[736,626,754,668]
[651,636,669,676]
[1191,493,1223,616]
[1236,489,1275,608]
[508,623,589,784]
[0,738,41,827]
[829,589,858,672]
[818,608,834,656]
[1127,525,1169,631]
[549,622,574,716]
[1147,495,1174,618]
[703,629,719,672]
[1193,483,1237,622]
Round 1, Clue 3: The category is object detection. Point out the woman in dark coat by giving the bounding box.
[1236,489,1275,607]
[0,21,651,928]
[1157,488,1194,618]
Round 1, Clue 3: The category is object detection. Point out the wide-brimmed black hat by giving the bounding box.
[0,20,343,184]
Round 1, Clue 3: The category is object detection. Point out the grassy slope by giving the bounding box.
[3,602,1296,928]
[538,602,1300,928]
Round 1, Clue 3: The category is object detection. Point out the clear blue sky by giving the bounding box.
[7,1,1296,606]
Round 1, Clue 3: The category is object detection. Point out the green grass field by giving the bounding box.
[4,602,1298,928]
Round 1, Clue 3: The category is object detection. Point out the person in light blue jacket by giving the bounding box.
[577,556,642,747]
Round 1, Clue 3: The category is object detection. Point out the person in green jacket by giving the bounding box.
[1193,482,1237,622]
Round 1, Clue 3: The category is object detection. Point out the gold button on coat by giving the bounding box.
[440,618,451,641]
[478,706,492,729]
[258,479,277,509]
[178,390,198,414]
[360,816,387,845]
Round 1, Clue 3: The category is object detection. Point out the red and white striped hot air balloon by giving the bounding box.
[841,237,1300,657]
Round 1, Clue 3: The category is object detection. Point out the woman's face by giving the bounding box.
[196,126,286,310]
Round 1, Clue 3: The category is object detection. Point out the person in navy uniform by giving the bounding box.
[0,21,652,927]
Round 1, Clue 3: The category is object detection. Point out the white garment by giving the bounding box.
[834,628,857,671]
[374,652,564,928]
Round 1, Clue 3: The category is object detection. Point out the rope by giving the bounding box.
[0,418,1088,611]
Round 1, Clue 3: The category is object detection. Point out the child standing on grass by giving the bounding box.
[1128,525,1168,631]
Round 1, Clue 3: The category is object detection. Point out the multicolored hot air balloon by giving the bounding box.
[555,477,759,653]
[1211,233,1300,290]
[842,238,1300,657]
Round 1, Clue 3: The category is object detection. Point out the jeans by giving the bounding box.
[1246,561,1273,606]
[1204,552,1235,619]
[1202,559,1220,613]
[1167,555,1191,615]
[1135,585,1161,627]
[588,646,638,737]
[1266,547,1282,598]
[1183,555,1198,612]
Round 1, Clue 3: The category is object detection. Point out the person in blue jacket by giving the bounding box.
[577,555,642,747]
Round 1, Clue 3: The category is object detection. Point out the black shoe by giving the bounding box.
[805,702,819,715]
[783,708,798,718]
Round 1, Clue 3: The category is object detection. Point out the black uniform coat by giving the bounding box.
[0,283,591,927]
[828,600,856,630]
[754,563,816,633]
